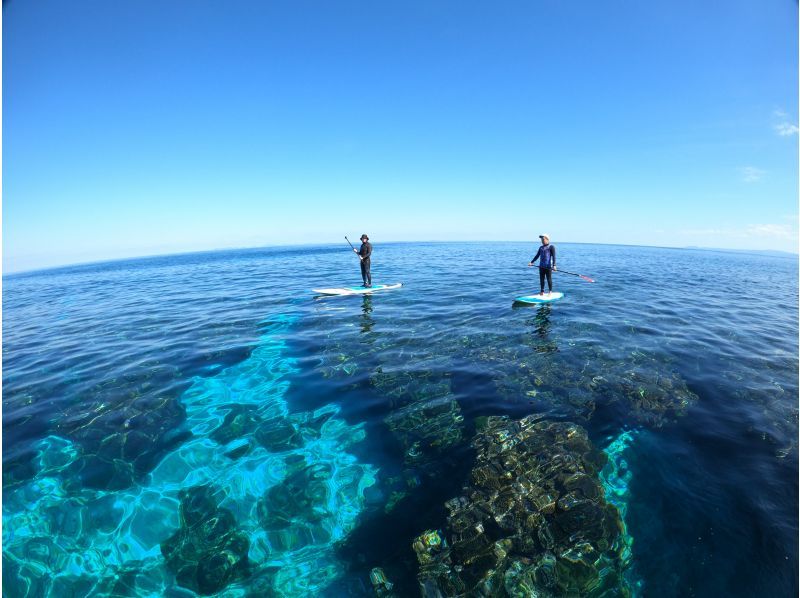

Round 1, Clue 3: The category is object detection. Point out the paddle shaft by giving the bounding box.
[345,236,362,260]
[533,264,595,283]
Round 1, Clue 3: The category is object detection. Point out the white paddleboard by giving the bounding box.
[513,291,564,305]
[313,283,403,296]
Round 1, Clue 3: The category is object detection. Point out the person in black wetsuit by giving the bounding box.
[353,234,372,287]
[528,233,557,295]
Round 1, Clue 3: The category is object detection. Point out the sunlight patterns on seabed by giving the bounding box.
[2,313,378,596]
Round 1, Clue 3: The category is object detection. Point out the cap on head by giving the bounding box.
[539,233,550,241]
[360,234,369,241]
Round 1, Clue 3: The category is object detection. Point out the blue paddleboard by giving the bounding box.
[513,291,564,305]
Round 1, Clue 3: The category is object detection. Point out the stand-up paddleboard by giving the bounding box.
[513,291,564,305]
[313,283,403,296]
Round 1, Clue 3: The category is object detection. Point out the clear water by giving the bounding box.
[3,242,797,597]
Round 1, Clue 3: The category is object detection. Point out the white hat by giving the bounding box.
[539,233,550,240]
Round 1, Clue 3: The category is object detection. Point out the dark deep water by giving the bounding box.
[3,242,797,597]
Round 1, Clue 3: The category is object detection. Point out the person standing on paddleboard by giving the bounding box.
[528,233,557,295]
[354,234,372,287]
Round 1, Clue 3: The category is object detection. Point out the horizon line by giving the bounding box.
[4,240,798,278]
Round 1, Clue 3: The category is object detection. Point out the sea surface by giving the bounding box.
[2,242,798,597]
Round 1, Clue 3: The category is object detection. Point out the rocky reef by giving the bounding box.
[411,415,633,597]
[385,397,465,468]
[161,485,250,595]
[474,337,697,427]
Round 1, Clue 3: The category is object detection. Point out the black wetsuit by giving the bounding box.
[359,241,372,286]
[531,244,556,293]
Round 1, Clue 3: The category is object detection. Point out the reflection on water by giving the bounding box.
[526,304,559,354]
[361,295,374,334]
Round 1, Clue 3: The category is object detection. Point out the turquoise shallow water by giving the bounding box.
[2,242,798,596]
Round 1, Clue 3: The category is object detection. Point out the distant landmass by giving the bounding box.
[684,246,798,258]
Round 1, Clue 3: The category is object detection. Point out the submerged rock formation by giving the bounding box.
[161,485,250,595]
[412,415,633,597]
[385,397,465,467]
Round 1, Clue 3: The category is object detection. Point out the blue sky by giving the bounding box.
[3,0,798,272]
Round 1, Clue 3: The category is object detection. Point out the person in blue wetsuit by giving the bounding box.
[528,233,557,295]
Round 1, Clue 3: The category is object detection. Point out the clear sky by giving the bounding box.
[3,0,798,272]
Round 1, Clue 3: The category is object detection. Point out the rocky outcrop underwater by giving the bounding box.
[410,414,635,597]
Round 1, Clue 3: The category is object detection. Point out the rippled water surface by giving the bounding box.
[3,242,798,597]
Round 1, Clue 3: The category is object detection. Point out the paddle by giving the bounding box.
[345,236,362,260]
[533,264,595,283]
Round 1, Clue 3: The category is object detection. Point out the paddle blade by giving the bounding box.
[580,275,595,283]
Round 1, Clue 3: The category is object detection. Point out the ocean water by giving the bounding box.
[2,242,797,597]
